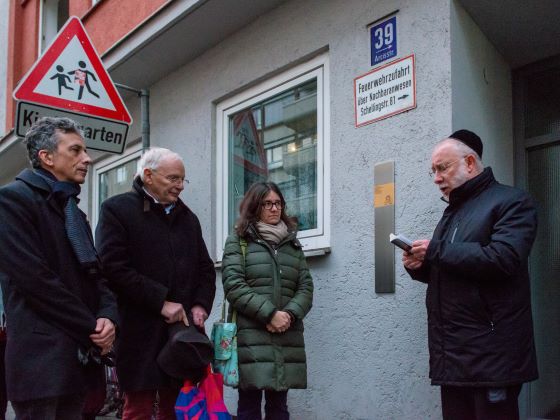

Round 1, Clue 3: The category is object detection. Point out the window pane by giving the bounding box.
[524,68,560,138]
[228,79,318,233]
[98,158,139,210]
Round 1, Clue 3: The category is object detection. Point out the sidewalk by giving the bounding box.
[6,403,120,419]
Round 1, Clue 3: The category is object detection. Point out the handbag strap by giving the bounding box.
[221,238,247,322]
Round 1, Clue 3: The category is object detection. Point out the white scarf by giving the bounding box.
[255,220,289,245]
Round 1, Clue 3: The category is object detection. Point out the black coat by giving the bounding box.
[408,168,538,387]
[95,178,216,392]
[0,169,118,402]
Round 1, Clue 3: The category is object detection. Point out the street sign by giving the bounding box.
[354,54,416,127]
[16,102,129,154]
[370,16,397,66]
[13,17,132,153]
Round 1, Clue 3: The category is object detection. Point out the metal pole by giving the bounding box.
[140,89,150,151]
[114,83,150,152]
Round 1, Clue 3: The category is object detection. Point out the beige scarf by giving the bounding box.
[255,220,289,245]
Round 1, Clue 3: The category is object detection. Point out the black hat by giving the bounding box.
[449,129,483,158]
[156,321,213,381]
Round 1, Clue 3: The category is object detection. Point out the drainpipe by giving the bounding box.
[114,83,150,152]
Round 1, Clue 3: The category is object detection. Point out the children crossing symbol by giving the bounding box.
[13,16,131,124]
[68,60,100,100]
[13,16,132,154]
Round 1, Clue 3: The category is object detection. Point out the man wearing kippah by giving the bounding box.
[403,130,538,420]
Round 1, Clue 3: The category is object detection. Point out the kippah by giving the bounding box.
[449,129,483,158]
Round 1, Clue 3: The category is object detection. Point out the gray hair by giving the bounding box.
[24,117,84,169]
[440,138,484,172]
[136,147,184,181]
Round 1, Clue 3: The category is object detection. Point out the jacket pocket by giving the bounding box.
[477,291,494,331]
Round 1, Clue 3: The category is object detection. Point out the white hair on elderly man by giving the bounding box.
[136,147,184,181]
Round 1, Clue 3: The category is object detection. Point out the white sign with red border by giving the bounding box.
[354,54,416,127]
[13,17,132,153]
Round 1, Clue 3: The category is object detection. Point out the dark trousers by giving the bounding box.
[0,338,6,420]
[237,389,289,420]
[11,393,86,420]
[441,385,522,420]
[122,388,178,420]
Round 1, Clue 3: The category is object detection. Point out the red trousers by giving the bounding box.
[122,388,179,420]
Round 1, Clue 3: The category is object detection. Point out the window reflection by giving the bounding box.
[228,79,318,233]
[99,158,139,210]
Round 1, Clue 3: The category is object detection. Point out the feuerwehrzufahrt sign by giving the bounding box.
[354,54,416,127]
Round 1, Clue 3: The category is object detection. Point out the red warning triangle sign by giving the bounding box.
[13,17,132,124]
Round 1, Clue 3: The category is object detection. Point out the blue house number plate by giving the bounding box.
[371,16,397,66]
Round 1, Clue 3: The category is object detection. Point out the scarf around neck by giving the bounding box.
[35,169,99,275]
[255,220,289,245]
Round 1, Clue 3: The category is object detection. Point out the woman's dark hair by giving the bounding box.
[235,182,298,236]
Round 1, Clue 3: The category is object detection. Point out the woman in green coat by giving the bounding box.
[222,182,314,420]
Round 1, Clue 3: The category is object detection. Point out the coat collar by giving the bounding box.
[132,176,189,215]
[16,168,52,193]
[447,167,496,207]
[15,169,66,218]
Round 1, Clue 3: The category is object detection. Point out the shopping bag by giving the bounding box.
[175,366,232,420]
[210,320,238,387]
[209,238,245,388]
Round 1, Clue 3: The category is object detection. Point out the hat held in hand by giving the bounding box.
[157,320,213,381]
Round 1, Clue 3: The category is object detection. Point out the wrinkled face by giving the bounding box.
[259,190,282,225]
[431,141,469,199]
[143,157,185,205]
[41,131,91,184]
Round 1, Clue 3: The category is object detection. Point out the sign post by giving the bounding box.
[13,17,132,153]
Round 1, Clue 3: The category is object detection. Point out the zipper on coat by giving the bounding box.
[254,238,282,307]
[271,244,280,306]
[450,224,459,243]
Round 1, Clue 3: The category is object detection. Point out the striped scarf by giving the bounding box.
[35,170,100,276]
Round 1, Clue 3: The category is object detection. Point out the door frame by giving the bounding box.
[513,54,560,418]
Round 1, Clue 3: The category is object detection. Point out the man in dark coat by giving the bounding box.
[95,147,216,420]
[0,117,117,418]
[403,130,538,420]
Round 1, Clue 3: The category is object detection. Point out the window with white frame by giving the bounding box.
[92,148,142,228]
[216,53,330,259]
[40,0,69,53]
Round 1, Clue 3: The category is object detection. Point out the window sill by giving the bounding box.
[213,246,331,270]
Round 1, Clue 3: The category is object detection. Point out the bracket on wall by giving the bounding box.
[374,161,395,293]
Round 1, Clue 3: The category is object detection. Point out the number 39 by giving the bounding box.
[374,23,394,49]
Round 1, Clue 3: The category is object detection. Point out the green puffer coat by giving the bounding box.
[222,226,314,391]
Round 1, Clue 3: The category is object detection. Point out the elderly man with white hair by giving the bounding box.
[403,130,538,420]
[96,147,215,420]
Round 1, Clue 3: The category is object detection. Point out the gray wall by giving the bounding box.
[120,0,454,417]
[451,0,514,184]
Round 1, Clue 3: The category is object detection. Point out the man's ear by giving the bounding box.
[38,150,54,168]
[143,168,153,185]
[465,154,477,172]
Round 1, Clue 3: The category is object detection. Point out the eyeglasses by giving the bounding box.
[262,200,283,210]
[429,157,465,178]
[152,169,189,185]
